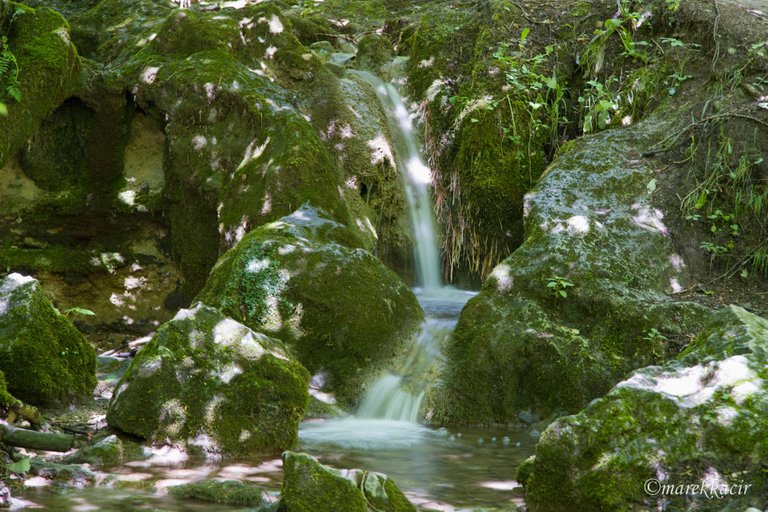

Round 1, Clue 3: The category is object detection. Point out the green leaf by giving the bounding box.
[694,190,708,209]
[8,457,31,474]
[520,27,530,44]
[545,75,558,90]
[646,178,657,194]
[65,307,96,317]
[0,102,6,115]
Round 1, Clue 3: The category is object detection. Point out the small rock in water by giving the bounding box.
[530,430,541,440]
[478,437,484,444]
[515,442,521,448]
[457,433,462,438]
[0,485,11,508]
[491,437,497,443]
[502,436,510,446]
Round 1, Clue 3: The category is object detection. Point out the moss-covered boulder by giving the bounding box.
[523,306,768,512]
[0,2,81,166]
[170,479,268,507]
[65,0,412,299]
[197,205,423,406]
[280,451,416,512]
[433,118,710,425]
[0,273,96,406]
[106,303,309,456]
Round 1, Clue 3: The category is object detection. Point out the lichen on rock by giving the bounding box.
[523,306,768,512]
[196,204,423,406]
[106,303,310,456]
[280,451,416,512]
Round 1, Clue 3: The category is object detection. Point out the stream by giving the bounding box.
[12,73,537,511]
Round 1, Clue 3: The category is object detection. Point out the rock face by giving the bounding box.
[433,119,710,425]
[106,304,309,456]
[197,205,423,406]
[0,273,96,406]
[522,306,768,512]
[280,451,416,512]
[0,2,81,165]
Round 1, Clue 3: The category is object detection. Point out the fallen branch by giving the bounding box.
[0,424,74,452]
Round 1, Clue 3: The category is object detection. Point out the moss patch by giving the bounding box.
[197,205,422,406]
[0,273,96,406]
[107,303,309,455]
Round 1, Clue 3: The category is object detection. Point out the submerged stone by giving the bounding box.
[523,306,768,511]
[197,205,423,406]
[106,304,309,456]
[170,479,268,506]
[0,273,96,406]
[280,451,416,512]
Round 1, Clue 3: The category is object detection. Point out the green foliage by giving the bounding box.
[0,35,21,104]
[7,457,31,475]
[579,5,650,77]
[493,31,567,152]
[545,275,574,299]
[578,78,619,133]
[682,132,768,275]
[64,307,96,319]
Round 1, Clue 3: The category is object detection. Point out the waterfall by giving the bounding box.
[349,72,474,423]
[353,71,443,291]
[301,72,475,448]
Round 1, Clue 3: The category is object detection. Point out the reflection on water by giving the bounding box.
[299,421,534,511]
[20,423,534,511]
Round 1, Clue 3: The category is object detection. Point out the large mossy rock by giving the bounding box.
[280,451,416,512]
[433,119,710,425]
[523,306,768,512]
[106,303,309,455]
[0,2,81,165]
[0,273,96,406]
[65,0,412,299]
[197,205,423,406]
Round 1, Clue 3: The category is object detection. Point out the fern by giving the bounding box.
[0,32,21,105]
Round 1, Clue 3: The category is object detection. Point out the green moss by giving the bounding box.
[524,307,768,512]
[197,205,423,406]
[0,244,97,274]
[170,480,266,506]
[107,304,309,455]
[0,3,81,166]
[0,274,96,406]
[0,369,22,410]
[280,452,416,512]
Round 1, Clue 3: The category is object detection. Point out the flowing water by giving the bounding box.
[16,73,537,511]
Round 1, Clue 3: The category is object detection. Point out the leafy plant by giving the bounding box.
[64,307,96,319]
[578,78,619,133]
[0,35,21,104]
[7,457,31,475]
[579,5,650,77]
[493,32,568,157]
[546,275,574,299]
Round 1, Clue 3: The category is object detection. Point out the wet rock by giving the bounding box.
[106,304,309,456]
[30,460,97,488]
[64,434,144,469]
[524,306,768,512]
[280,451,415,512]
[196,205,423,406]
[0,274,96,406]
[433,119,710,424]
[169,480,268,506]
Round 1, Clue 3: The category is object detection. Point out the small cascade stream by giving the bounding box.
[301,73,475,447]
